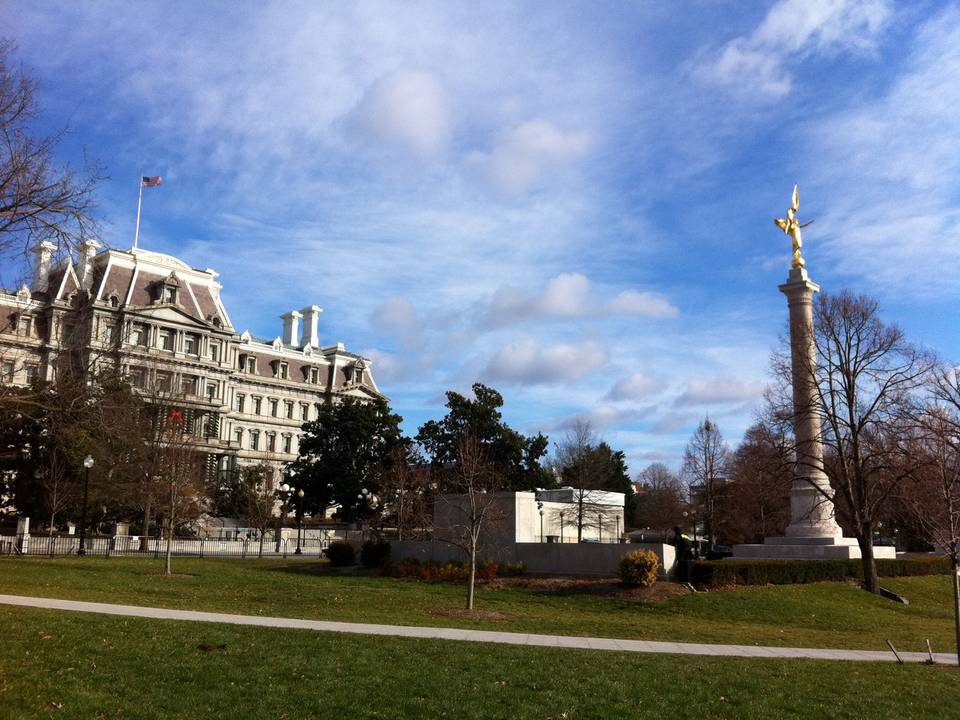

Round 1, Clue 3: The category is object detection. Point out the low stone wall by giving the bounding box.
[391,540,675,578]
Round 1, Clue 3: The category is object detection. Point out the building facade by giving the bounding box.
[0,241,384,487]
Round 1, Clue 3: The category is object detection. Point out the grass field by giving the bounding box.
[0,557,956,654]
[1,604,958,720]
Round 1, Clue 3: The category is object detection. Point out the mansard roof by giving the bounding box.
[91,247,233,328]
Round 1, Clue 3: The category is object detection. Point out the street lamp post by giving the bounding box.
[77,454,94,556]
[615,514,620,542]
[537,500,544,543]
[559,511,565,544]
[598,512,604,543]
[295,488,305,555]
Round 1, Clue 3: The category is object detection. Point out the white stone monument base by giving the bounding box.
[732,536,896,561]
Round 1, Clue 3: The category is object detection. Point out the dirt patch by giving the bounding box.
[429,608,513,621]
[490,577,691,603]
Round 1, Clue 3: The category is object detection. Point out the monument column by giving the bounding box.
[779,268,841,538]
[732,185,894,560]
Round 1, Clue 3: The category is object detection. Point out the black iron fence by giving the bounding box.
[0,534,331,559]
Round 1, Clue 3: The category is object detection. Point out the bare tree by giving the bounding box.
[238,463,278,558]
[903,366,960,663]
[633,463,687,535]
[681,418,729,546]
[378,446,432,541]
[36,446,79,547]
[154,408,207,575]
[721,422,792,543]
[774,291,934,594]
[553,420,609,542]
[434,434,506,610]
[0,40,101,282]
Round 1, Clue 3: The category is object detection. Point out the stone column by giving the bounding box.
[779,267,842,539]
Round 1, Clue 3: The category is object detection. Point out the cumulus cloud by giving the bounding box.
[674,377,766,407]
[692,0,892,99]
[605,372,660,401]
[349,69,452,158]
[605,290,679,318]
[466,120,592,195]
[483,273,678,327]
[483,338,608,385]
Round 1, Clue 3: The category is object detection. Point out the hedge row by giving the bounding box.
[383,557,527,583]
[689,555,952,588]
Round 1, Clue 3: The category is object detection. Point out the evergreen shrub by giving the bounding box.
[691,556,951,588]
[325,541,356,567]
[360,539,391,567]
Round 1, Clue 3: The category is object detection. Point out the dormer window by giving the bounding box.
[156,273,181,305]
[108,294,120,308]
[351,361,366,384]
[272,361,288,380]
[309,367,319,384]
[16,315,31,337]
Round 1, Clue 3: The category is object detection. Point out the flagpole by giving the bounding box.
[133,176,144,250]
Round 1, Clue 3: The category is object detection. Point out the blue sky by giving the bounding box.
[6,0,959,472]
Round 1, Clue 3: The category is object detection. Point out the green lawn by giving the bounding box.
[1,605,957,720]
[0,557,956,654]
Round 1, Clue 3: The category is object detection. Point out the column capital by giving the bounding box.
[778,267,820,298]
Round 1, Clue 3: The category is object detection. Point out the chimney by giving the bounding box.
[281,310,302,347]
[300,305,322,348]
[30,241,57,292]
[77,239,101,292]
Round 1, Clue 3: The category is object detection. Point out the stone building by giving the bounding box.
[0,241,384,487]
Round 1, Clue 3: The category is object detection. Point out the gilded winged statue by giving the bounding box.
[774,184,813,270]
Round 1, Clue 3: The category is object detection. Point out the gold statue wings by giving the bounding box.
[775,184,807,270]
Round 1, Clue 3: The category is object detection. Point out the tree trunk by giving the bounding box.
[858,523,879,594]
[467,540,476,610]
[164,484,174,576]
[274,511,285,552]
[164,515,173,576]
[952,558,960,668]
[139,496,152,553]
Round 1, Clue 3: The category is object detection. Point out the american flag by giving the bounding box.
[141,176,163,188]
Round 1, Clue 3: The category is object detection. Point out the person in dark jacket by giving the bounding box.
[672,525,694,584]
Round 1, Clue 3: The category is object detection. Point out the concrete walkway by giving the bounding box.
[1,593,955,665]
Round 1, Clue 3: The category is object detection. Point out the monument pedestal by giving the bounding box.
[733,536,896,560]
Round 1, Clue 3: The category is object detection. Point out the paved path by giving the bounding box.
[1,593,955,665]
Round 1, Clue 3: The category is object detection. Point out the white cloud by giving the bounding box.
[466,120,592,195]
[483,273,678,327]
[348,69,452,159]
[605,373,660,401]
[361,348,434,384]
[541,403,658,432]
[804,5,960,296]
[606,290,679,318]
[674,377,766,407]
[483,339,608,385]
[693,0,892,100]
[370,297,421,349]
